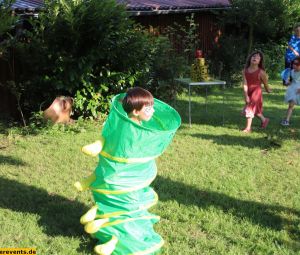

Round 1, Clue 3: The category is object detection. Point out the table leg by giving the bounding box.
[205,86,208,113]
[222,83,225,125]
[189,84,191,127]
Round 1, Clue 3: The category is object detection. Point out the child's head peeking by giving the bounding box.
[122,87,155,124]
[292,56,300,71]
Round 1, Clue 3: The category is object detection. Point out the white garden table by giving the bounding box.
[175,78,226,127]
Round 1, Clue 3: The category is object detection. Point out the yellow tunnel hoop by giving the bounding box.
[100,151,160,164]
[91,176,157,195]
[95,191,159,219]
[101,215,160,229]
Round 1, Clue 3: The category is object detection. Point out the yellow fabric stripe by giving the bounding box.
[95,191,158,219]
[91,175,156,195]
[101,216,160,228]
[129,240,164,255]
[100,150,159,163]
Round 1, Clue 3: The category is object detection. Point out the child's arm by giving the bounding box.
[260,70,271,93]
[242,70,250,103]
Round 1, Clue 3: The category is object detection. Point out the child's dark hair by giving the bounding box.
[122,87,154,114]
[245,50,265,70]
[291,56,300,68]
[288,56,300,83]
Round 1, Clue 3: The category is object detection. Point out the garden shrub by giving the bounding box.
[255,42,286,79]
[10,0,153,119]
[138,36,188,103]
[209,35,248,85]
[210,38,286,84]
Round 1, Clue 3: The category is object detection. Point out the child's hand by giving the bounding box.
[245,96,250,104]
[266,88,272,93]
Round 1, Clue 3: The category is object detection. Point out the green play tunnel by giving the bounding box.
[77,93,181,255]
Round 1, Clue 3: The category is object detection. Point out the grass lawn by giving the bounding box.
[0,80,300,254]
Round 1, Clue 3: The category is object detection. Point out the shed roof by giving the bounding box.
[10,0,44,11]
[120,0,230,11]
[9,0,231,13]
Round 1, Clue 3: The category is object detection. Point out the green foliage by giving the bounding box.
[10,0,152,118]
[73,80,111,119]
[0,0,17,54]
[140,36,187,102]
[212,0,300,82]
[210,39,287,83]
[210,35,248,84]
[256,41,287,79]
[166,13,201,62]
[140,14,201,102]
[23,110,105,135]
[227,0,297,52]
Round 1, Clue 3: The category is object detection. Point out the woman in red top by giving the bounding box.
[242,51,271,132]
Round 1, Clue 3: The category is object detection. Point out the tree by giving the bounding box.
[0,0,17,56]
[11,0,153,118]
[225,0,300,54]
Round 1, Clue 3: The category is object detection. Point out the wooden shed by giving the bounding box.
[10,0,231,53]
[120,0,231,53]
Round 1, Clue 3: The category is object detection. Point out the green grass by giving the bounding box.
[1,80,300,254]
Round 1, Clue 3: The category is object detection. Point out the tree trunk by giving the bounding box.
[247,24,254,55]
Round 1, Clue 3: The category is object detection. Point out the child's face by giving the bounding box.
[250,53,261,65]
[129,104,155,124]
[139,104,155,121]
[293,60,300,71]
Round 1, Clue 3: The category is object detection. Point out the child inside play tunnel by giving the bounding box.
[75,87,181,255]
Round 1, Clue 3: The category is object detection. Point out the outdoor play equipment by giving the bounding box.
[75,93,181,255]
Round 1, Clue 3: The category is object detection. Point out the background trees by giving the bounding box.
[11,0,155,118]
[211,0,300,82]
[2,0,300,121]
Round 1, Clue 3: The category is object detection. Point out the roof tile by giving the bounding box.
[9,0,230,12]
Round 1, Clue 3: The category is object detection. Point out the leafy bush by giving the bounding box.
[139,14,202,102]
[255,42,286,79]
[0,0,17,54]
[139,36,188,102]
[9,0,152,119]
[208,0,300,84]
[210,37,286,83]
[209,35,248,84]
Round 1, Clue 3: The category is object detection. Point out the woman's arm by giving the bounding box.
[288,45,300,56]
[288,35,300,56]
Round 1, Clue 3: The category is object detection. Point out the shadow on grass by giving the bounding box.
[154,176,300,242]
[174,99,238,127]
[0,155,27,166]
[190,133,282,149]
[174,97,300,133]
[0,177,94,250]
